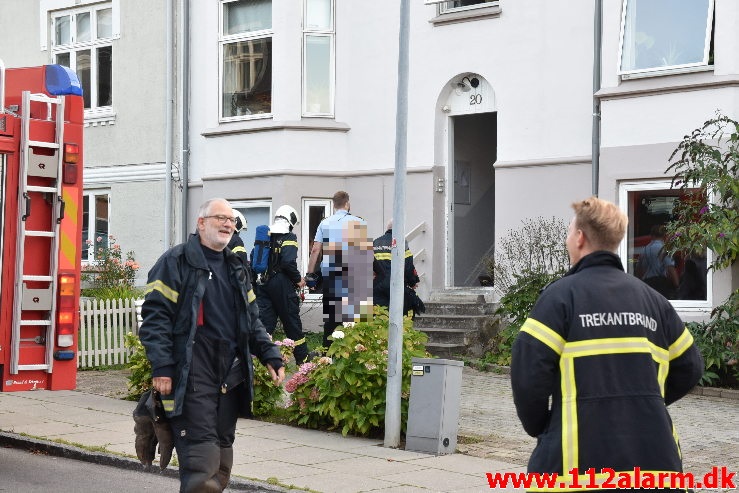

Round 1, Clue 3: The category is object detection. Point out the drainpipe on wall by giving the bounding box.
[164,0,174,250]
[180,0,190,241]
[592,0,603,197]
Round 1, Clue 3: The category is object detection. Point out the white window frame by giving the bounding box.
[302,0,335,117]
[49,2,114,119]
[426,0,497,14]
[618,180,712,311]
[230,200,272,260]
[82,190,111,264]
[301,198,331,300]
[617,0,714,78]
[219,0,273,122]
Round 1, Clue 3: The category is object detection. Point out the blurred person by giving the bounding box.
[307,191,367,347]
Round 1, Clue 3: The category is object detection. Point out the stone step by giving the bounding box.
[425,342,468,359]
[417,327,473,345]
[414,313,492,330]
[423,301,497,316]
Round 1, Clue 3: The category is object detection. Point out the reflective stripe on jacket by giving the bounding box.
[511,251,703,490]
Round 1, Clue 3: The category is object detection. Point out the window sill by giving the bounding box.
[202,118,350,138]
[84,107,116,127]
[596,73,739,101]
[619,64,714,80]
[430,4,501,26]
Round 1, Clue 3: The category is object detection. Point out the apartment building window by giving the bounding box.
[230,201,271,254]
[220,0,273,120]
[619,0,714,76]
[82,191,110,262]
[619,182,710,308]
[438,0,496,14]
[303,0,335,117]
[51,4,113,112]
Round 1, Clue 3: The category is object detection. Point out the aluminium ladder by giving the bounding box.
[10,91,65,374]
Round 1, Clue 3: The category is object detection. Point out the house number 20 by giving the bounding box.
[469,94,483,105]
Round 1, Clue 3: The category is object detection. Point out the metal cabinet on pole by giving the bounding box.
[405,357,463,455]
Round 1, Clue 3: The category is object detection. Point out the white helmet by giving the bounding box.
[232,209,247,233]
[270,205,299,234]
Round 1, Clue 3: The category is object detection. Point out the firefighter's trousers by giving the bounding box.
[168,334,240,493]
[256,274,308,364]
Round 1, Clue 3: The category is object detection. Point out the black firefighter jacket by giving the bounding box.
[139,233,281,418]
[373,229,420,307]
[511,251,703,490]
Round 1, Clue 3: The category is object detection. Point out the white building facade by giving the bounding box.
[2,0,735,321]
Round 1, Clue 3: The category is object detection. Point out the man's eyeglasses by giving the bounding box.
[204,215,237,225]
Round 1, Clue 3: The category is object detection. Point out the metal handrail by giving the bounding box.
[405,221,426,243]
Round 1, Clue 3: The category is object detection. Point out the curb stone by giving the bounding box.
[0,432,290,492]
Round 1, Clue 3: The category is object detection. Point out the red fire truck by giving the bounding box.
[0,60,84,391]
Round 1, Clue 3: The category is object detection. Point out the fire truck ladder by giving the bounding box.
[10,91,66,374]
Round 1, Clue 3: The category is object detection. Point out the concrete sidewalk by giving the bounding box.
[0,368,737,492]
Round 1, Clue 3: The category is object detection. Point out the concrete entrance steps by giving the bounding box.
[414,289,500,359]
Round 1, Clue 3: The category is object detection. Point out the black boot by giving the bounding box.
[216,446,234,490]
[178,441,221,493]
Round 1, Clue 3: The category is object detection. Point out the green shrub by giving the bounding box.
[251,337,299,417]
[283,307,429,436]
[82,235,142,300]
[665,113,739,387]
[483,217,569,365]
[687,290,739,387]
[124,332,151,400]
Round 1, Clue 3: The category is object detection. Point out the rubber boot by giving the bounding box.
[179,441,221,493]
[216,446,234,490]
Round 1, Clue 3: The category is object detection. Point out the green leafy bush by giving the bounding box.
[124,332,151,400]
[82,235,142,300]
[283,307,429,436]
[251,338,298,417]
[665,113,739,387]
[483,217,569,365]
[687,291,739,387]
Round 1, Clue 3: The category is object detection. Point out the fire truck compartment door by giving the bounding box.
[28,148,58,178]
[22,283,53,311]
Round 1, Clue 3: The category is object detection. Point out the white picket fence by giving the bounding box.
[78,297,142,368]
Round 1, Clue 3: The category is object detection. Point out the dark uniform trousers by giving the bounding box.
[256,274,308,364]
[168,332,243,493]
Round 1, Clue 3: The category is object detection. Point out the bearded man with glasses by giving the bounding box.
[139,198,285,493]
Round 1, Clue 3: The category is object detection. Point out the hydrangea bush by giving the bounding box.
[251,337,297,416]
[283,307,429,436]
[82,235,141,300]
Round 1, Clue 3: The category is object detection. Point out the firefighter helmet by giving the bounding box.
[232,209,247,233]
[271,205,299,234]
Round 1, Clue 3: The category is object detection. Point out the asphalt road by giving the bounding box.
[0,445,181,492]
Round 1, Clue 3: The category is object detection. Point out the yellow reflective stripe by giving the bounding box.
[559,336,673,472]
[404,249,412,258]
[247,289,256,303]
[563,337,668,364]
[231,245,247,254]
[668,328,694,361]
[144,280,179,303]
[560,355,578,473]
[294,337,306,346]
[374,252,391,260]
[281,240,298,248]
[521,318,565,355]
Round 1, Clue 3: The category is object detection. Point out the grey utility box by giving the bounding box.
[405,357,463,455]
